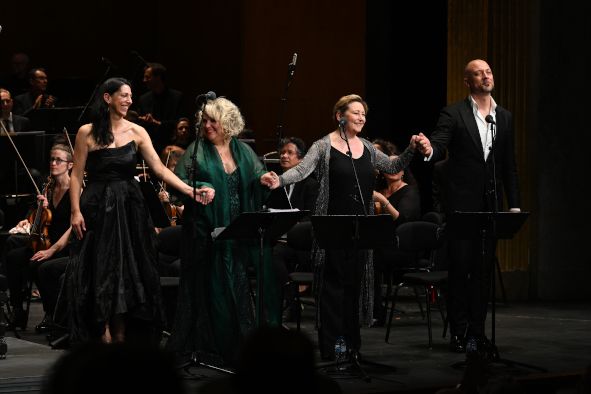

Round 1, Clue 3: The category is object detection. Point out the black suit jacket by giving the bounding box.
[430,98,520,213]
[13,114,31,132]
[138,88,184,151]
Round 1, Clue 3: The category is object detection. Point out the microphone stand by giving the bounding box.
[179,101,234,377]
[340,123,368,216]
[275,53,298,145]
[483,119,543,371]
[78,61,112,123]
[487,119,499,352]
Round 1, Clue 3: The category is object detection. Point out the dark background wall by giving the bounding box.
[1,0,589,300]
[534,1,591,299]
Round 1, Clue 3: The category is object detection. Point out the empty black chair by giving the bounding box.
[385,220,447,348]
[285,221,315,331]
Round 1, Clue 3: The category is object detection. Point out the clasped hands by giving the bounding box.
[192,186,215,205]
[411,132,432,156]
[260,172,281,190]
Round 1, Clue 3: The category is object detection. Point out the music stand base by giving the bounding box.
[451,344,547,373]
[177,352,235,377]
[318,352,396,383]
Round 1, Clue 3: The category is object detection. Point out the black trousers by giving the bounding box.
[447,237,495,338]
[318,248,364,358]
[36,256,69,316]
[4,235,33,307]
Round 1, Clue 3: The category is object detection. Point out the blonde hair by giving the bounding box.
[51,143,73,162]
[332,94,368,123]
[196,97,245,140]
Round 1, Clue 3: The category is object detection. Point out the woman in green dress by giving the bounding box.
[167,97,276,367]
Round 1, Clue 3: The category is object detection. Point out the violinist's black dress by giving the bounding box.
[62,141,164,343]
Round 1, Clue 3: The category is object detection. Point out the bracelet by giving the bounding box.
[383,201,391,208]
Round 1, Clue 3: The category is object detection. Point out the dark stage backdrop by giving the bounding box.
[0,1,445,155]
[365,1,447,213]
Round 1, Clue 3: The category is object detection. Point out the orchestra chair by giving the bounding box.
[1,274,9,358]
[285,221,315,331]
[385,219,448,348]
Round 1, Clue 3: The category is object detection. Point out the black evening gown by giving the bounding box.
[61,141,164,343]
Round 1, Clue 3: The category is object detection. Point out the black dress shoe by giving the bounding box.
[449,335,466,353]
[35,314,54,333]
[478,336,496,361]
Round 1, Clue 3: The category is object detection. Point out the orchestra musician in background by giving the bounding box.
[3,141,73,331]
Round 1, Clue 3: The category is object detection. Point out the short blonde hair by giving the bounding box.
[332,94,368,123]
[196,97,245,140]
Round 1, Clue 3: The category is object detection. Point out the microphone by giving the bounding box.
[338,118,347,129]
[485,115,496,125]
[195,91,216,106]
[130,50,148,66]
[288,52,298,76]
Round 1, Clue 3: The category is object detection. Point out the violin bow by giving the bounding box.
[1,121,42,195]
[63,127,86,187]
[159,150,172,193]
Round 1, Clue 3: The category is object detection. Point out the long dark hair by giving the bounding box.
[91,77,130,147]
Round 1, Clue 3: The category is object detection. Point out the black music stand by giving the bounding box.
[178,210,307,377]
[447,211,545,372]
[213,210,307,327]
[311,214,398,383]
[0,131,47,195]
[28,107,84,134]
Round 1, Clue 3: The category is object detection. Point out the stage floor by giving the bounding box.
[1,298,590,393]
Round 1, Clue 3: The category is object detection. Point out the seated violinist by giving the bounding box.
[3,140,73,330]
[151,134,185,276]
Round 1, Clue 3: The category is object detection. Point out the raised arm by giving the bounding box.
[135,126,214,205]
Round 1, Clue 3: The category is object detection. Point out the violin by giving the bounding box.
[158,152,180,226]
[1,121,53,251]
[139,160,180,227]
[28,177,54,252]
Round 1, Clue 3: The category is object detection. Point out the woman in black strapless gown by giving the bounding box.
[63,78,213,344]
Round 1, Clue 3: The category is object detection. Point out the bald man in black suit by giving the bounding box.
[423,59,521,355]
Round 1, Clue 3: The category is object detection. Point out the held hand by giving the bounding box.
[71,211,86,240]
[417,132,432,156]
[37,194,49,208]
[193,186,215,205]
[33,94,44,109]
[45,95,56,108]
[31,248,56,262]
[260,172,280,189]
[411,133,432,156]
[372,190,387,204]
[158,191,170,203]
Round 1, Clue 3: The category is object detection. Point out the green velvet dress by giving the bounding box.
[167,137,276,367]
